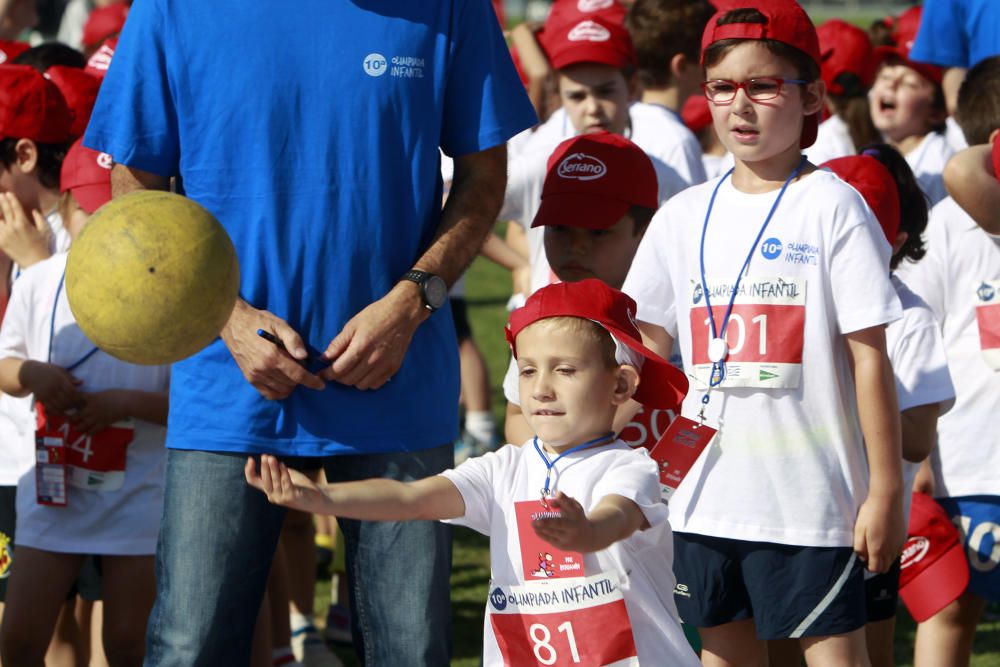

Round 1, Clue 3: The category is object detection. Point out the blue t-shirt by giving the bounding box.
[84,0,536,456]
[910,0,1000,69]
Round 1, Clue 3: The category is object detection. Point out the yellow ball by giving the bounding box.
[66,191,240,365]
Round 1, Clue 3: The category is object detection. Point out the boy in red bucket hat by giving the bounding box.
[248,279,697,667]
[624,1,905,663]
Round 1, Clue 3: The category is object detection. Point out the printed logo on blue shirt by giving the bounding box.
[761,237,783,260]
[363,53,426,79]
[363,53,387,77]
[489,587,508,611]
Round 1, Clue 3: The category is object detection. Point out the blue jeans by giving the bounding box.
[144,445,453,667]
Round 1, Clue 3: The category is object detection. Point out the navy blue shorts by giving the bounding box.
[865,558,901,623]
[937,495,1000,603]
[673,532,866,640]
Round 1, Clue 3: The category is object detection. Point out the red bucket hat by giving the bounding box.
[816,19,875,96]
[701,0,821,148]
[874,6,942,86]
[506,279,689,411]
[541,14,636,70]
[900,493,970,622]
[0,64,73,144]
[61,137,113,214]
[532,131,658,231]
[822,155,900,246]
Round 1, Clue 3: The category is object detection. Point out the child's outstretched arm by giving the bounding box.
[845,325,905,574]
[531,491,648,554]
[943,143,1000,234]
[245,455,466,521]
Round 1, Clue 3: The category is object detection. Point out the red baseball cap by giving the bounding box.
[817,19,875,96]
[541,14,636,70]
[84,36,117,80]
[822,155,900,246]
[0,40,29,65]
[874,6,942,85]
[532,131,658,231]
[60,137,113,214]
[682,94,713,133]
[546,0,626,27]
[506,279,689,410]
[701,0,821,148]
[992,133,1000,186]
[900,493,970,622]
[0,64,73,144]
[82,2,129,50]
[44,65,101,138]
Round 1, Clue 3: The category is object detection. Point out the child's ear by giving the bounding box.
[802,79,826,117]
[892,231,909,256]
[627,71,641,102]
[612,364,640,406]
[13,139,39,175]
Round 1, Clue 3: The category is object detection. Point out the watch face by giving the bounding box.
[424,275,448,309]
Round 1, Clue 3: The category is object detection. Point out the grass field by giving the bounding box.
[321,253,1000,666]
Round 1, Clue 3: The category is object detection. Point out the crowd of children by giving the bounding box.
[0,0,998,666]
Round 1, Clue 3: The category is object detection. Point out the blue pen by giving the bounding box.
[256,329,325,372]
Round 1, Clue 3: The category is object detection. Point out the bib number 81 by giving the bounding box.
[529,621,580,665]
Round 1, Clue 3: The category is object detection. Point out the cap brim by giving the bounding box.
[532,193,632,230]
[70,182,112,214]
[900,544,970,622]
[874,47,943,85]
[550,47,631,71]
[605,324,689,411]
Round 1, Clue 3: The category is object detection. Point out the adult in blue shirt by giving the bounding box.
[84,1,536,665]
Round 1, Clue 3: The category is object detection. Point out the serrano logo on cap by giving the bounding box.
[97,153,113,170]
[568,20,611,42]
[578,0,614,11]
[557,152,607,181]
[901,536,931,570]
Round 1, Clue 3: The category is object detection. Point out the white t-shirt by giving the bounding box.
[944,116,968,153]
[702,153,729,181]
[904,131,955,208]
[886,274,956,521]
[805,115,856,165]
[629,102,707,188]
[442,441,699,667]
[622,169,901,547]
[0,254,170,554]
[894,197,1000,498]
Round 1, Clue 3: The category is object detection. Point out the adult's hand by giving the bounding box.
[0,192,51,269]
[320,281,428,390]
[221,299,325,400]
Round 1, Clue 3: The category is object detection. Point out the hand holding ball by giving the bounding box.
[66,191,240,365]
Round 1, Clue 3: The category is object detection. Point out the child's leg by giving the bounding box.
[766,638,802,666]
[861,560,901,667]
[800,628,869,667]
[861,618,894,667]
[99,555,155,667]
[914,590,986,667]
[46,598,87,667]
[699,620,768,667]
[0,546,84,666]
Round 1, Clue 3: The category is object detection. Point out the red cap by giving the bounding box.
[874,7,942,85]
[546,0,627,27]
[992,133,1000,186]
[0,65,73,144]
[81,2,129,50]
[682,94,713,133]
[60,138,113,214]
[84,36,117,80]
[44,66,100,138]
[541,14,636,70]
[506,279,689,410]
[701,1,821,148]
[0,40,29,65]
[817,19,875,95]
[532,131,658,231]
[822,155,900,246]
[899,493,970,622]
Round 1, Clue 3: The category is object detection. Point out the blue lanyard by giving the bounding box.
[698,156,807,395]
[47,269,100,372]
[533,432,615,499]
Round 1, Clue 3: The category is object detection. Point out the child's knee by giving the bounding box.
[0,626,49,666]
[102,616,147,667]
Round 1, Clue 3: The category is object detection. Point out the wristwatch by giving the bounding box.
[401,270,448,312]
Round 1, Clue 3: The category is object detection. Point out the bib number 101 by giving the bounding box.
[530,621,580,665]
[703,313,769,356]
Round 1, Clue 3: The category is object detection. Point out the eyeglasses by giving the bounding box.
[701,77,807,103]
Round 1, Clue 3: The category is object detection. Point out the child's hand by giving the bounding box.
[245,455,329,513]
[532,491,597,553]
[19,360,82,415]
[854,491,905,574]
[70,390,128,435]
[0,193,52,269]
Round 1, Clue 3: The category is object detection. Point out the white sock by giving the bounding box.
[290,611,315,634]
[464,410,495,443]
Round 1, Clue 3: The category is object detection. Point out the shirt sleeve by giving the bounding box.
[439,0,537,157]
[591,449,669,531]
[910,0,968,68]
[440,447,506,535]
[623,207,678,336]
[891,317,956,413]
[894,204,951,322]
[828,202,902,334]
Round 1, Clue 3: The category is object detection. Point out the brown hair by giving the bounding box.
[0,138,70,190]
[828,95,881,152]
[956,55,1000,145]
[702,9,820,83]
[626,0,715,88]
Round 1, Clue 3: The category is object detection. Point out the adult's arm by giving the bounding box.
[110,164,325,400]
[320,144,507,390]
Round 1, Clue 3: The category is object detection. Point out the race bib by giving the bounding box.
[974,281,1000,370]
[619,406,677,451]
[35,406,134,492]
[647,416,716,502]
[488,573,638,666]
[35,433,66,506]
[515,501,585,580]
[690,277,806,389]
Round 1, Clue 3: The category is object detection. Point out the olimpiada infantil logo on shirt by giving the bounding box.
[0,531,11,579]
[977,282,995,302]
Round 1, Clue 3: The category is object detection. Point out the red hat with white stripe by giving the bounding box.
[60,137,113,214]
[899,493,970,622]
[84,36,118,80]
[541,13,635,70]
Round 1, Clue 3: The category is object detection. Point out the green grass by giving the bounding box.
[318,253,1000,666]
